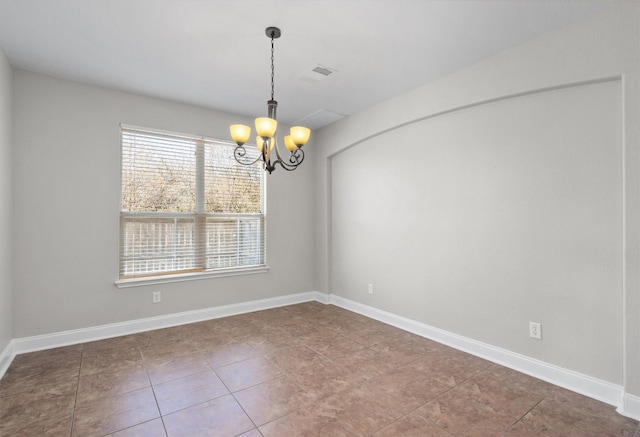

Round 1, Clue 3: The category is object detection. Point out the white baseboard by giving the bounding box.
[1,290,637,421]
[326,293,639,421]
[619,393,640,421]
[0,340,14,380]
[0,291,323,380]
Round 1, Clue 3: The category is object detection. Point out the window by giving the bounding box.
[118,125,266,283]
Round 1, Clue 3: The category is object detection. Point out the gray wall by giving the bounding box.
[314,4,639,395]
[11,71,315,338]
[0,50,12,352]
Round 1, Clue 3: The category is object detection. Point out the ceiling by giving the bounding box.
[0,0,612,129]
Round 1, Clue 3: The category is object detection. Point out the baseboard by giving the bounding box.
[619,393,640,421]
[0,339,15,380]
[327,293,639,420]
[1,291,322,379]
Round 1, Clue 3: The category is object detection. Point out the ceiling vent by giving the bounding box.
[300,65,337,83]
[312,66,333,76]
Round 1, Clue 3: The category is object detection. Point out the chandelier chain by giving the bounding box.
[270,35,275,101]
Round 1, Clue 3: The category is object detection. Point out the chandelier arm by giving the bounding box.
[273,156,304,171]
[271,145,304,171]
[234,145,263,166]
[288,148,305,166]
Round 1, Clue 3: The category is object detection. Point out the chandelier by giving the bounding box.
[230,27,311,174]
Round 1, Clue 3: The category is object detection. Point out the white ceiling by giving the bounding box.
[0,0,612,129]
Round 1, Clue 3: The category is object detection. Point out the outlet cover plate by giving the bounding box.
[529,322,542,340]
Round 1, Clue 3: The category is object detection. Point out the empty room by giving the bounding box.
[0,1,639,436]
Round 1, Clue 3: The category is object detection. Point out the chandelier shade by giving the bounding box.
[255,117,278,139]
[230,26,311,174]
[290,126,311,147]
[284,135,296,151]
[257,136,275,153]
[230,124,251,146]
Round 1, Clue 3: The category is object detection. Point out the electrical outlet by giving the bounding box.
[367,283,374,295]
[529,322,541,340]
[152,291,161,304]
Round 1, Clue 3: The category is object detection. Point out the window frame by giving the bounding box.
[115,124,268,288]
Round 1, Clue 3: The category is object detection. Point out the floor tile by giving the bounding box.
[106,418,167,437]
[140,338,199,362]
[259,407,359,437]
[145,352,212,385]
[369,341,432,366]
[485,364,555,397]
[314,388,397,436]
[404,349,488,387]
[267,343,327,373]
[237,429,264,437]
[234,375,316,426]
[354,368,451,418]
[135,327,189,348]
[371,413,454,437]
[302,333,365,359]
[453,369,547,419]
[80,347,145,376]
[153,369,229,415]
[7,344,83,376]
[215,356,283,392]
[333,324,385,347]
[288,359,364,400]
[72,387,160,436]
[0,365,78,397]
[190,332,230,351]
[415,390,517,437]
[549,386,631,419]
[162,394,254,437]
[83,335,140,357]
[1,345,82,398]
[519,392,639,436]
[200,341,260,368]
[245,326,297,355]
[4,414,73,437]
[387,331,443,355]
[503,419,554,436]
[0,381,77,435]
[333,347,399,380]
[76,366,150,404]
[440,348,493,371]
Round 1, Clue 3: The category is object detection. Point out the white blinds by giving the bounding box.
[120,125,265,279]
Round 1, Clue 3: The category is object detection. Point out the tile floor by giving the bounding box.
[1,302,638,436]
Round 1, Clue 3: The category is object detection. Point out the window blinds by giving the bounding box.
[120,125,265,279]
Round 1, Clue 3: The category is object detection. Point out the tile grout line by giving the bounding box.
[374,361,514,436]
[145,359,170,437]
[448,363,538,435]
[68,345,84,437]
[204,355,264,435]
[502,393,548,435]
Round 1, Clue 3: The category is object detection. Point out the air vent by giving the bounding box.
[312,66,333,76]
[300,65,337,83]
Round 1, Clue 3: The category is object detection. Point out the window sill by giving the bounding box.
[115,265,269,288]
